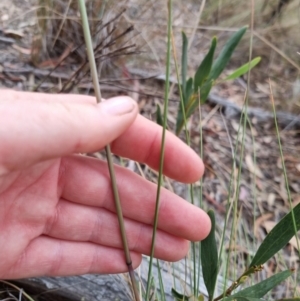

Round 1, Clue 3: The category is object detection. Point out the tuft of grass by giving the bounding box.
[33,0,136,80]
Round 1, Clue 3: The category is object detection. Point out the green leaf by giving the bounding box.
[250,203,300,267]
[156,104,163,126]
[186,79,213,119]
[176,77,194,135]
[199,79,213,104]
[194,37,217,91]
[224,57,261,81]
[181,32,188,98]
[178,79,213,135]
[185,77,194,105]
[226,270,293,300]
[171,288,190,301]
[209,26,247,81]
[201,210,218,301]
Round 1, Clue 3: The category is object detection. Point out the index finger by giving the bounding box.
[54,91,204,183]
[1,90,203,183]
[53,92,204,183]
[111,114,204,183]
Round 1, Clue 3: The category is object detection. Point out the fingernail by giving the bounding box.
[101,97,135,116]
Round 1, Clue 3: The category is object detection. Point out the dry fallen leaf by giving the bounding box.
[256,82,270,95]
[255,213,273,238]
[239,186,249,202]
[263,136,273,144]
[4,29,24,39]
[289,236,300,251]
[12,44,31,55]
[245,154,264,178]
[263,220,276,233]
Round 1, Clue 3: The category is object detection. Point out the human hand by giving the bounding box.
[0,90,210,279]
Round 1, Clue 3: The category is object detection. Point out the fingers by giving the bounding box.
[0,90,138,175]
[44,199,189,261]
[61,155,211,242]
[6,236,142,278]
[0,90,203,182]
[111,114,204,183]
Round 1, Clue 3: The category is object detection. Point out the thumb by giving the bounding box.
[0,90,138,175]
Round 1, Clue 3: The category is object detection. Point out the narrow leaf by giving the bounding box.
[181,32,188,98]
[187,79,213,118]
[209,26,247,81]
[176,77,194,135]
[226,270,293,300]
[156,104,163,126]
[199,80,213,104]
[185,77,194,106]
[250,203,300,267]
[194,37,217,91]
[224,57,261,81]
[201,210,218,300]
[171,288,190,301]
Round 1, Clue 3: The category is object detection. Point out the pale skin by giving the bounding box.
[0,90,211,279]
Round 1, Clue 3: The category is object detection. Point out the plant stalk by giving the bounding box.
[78,1,139,300]
[145,0,173,299]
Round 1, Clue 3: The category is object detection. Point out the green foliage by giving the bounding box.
[208,27,247,81]
[156,104,164,127]
[172,203,300,301]
[250,202,300,267]
[224,270,293,300]
[224,57,261,81]
[201,210,218,301]
[194,37,217,91]
[170,12,297,301]
[181,32,188,98]
[171,288,190,301]
[171,288,204,301]
[176,26,262,135]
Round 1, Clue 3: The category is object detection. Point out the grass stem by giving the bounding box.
[145,0,172,299]
[78,1,139,300]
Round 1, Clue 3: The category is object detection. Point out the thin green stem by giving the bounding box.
[171,31,190,144]
[191,193,197,297]
[219,4,255,299]
[246,115,258,268]
[171,18,199,297]
[145,1,172,299]
[218,120,238,298]
[157,259,166,301]
[269,82,300,256]
[196,93,204,296]
[78,1,139,300]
